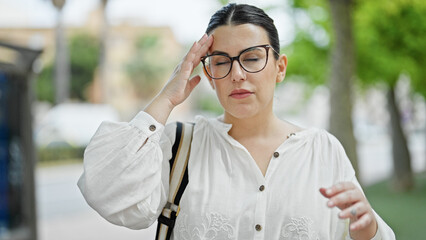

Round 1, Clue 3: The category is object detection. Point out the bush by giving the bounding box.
[37,146,85,163]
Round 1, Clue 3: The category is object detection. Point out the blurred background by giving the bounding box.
[0,0,425,239]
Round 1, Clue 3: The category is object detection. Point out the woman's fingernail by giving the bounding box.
[326,189,332,195]
[327,201,334,207]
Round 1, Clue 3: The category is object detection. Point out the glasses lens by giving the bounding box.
[203,46,269,79]
[240,47,267,73]
[204,55,231,79]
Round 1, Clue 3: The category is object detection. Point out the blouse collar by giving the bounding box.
[195,115,232,134]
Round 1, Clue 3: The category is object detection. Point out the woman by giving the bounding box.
[78,3,395,239]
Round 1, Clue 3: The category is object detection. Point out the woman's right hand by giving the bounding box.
[144,34,213,124]
[160,33,213,107]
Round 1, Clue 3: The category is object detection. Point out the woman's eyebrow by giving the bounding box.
[210,46,260,56]
[210,50,229,56]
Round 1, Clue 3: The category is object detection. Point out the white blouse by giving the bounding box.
[78,111,395,240]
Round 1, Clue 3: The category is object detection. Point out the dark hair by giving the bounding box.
[206,3,280,59]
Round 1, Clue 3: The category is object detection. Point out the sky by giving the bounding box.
[0,0,296,45]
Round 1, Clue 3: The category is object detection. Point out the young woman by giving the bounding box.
[78,4,395,240]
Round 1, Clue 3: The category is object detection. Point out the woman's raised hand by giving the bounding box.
[320,182,378,240]
[160,33,213,107]
[144,34,213,124]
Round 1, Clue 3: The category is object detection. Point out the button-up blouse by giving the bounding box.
[78,111,395,240]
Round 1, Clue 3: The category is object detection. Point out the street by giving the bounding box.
[36,164,157,240]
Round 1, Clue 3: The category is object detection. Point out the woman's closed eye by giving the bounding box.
[242,57,260,62]
[214,60,231,66]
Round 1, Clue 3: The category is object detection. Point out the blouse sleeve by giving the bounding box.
[326,131,396,240]
[77,111,177,229]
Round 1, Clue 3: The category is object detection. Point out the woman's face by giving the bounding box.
[206,24,287,120]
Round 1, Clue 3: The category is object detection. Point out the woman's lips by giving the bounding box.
[229,89,254,99]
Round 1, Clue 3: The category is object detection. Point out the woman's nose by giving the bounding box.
[230,60,246,82]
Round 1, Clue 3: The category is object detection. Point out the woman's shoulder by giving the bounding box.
[163,114,229,137]
[291,127,343,149]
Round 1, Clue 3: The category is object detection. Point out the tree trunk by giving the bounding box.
[328,0,359,178]
[97,0,109,103]
[53,5,70,104]
[387,84,414,191]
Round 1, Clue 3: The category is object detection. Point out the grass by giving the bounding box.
[364,171,426,240]
[37,158,83,168]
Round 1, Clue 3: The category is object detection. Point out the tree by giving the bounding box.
[37,33,99,103]
[97,0,109,102]
[126,34,173,99]
[50,0,70,104]
[289,0,359,176]
[69,33,99,101]
[355,0,426,191]
[328,0,359,176]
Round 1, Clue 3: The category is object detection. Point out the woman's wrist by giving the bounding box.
[144,93,175,125]
[350,217,378,240]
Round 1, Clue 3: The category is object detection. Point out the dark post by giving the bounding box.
[0,41,42,240]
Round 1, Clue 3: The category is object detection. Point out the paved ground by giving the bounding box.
[36,164,157,240]
[35,131,425,240]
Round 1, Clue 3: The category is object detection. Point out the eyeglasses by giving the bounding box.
[201,44,278,80]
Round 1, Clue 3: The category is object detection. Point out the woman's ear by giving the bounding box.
[276,54,288,83]
[203,65,215,89]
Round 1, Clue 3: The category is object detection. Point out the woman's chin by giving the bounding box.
[224,107,259,121]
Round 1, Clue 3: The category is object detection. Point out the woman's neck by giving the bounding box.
[224,109,282,140]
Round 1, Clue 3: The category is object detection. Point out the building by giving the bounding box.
[0,5,183,120]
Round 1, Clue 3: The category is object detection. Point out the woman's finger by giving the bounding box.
[349,211,374,231]
[187,75,201,92]
[338,201,368,220]
[182,35,211,70]
[192,34,213,66]
[327,189,360,209]
[197,33,208,45]
[179,60,194,80]
[321,182,356,198]
[184,41,200,63]
[190,34,208,57]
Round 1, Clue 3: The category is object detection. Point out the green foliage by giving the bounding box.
[197,95,223,115]
[36,63,55,103]
[36,33,99,103]
[288,0,426,97]
[364,172,426,239]
[291,0,331,32]
[284,31,330,86]
[285,0,331,87]
[69,33,99,100]
[126,34,172,99]
[217,0,229,6]
[292,0,327,9]
[355,0,426,95]
[37,145,85,162]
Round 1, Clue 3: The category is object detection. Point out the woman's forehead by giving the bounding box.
[209,24,269,54]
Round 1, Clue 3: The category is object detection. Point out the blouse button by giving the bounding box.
[259,185,265,192]
[149,125,156,132]
[273,152,279,158]
[255,224,262,231]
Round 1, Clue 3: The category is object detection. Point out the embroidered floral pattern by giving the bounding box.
[174,212,235,240]
[280,217,320,240]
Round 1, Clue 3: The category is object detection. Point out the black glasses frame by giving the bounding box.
[201,44,279,80]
